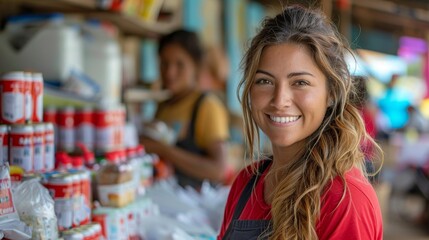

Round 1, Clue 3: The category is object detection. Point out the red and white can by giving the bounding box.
[0,72,26,124]
[94,105,125,154]
[9,124,33,172]
[32,123,45,172]
[57,106,75,152]
[78,170,91,225]
[70,172,82,228]
[94,105,117,154]
[0,125,8,165]
[43,105,57,123]
[24,72,33,123]
[43,105,58,147]
[31,73,44,123]
[44,173,74,231]
[44,122,55,172]
[75,106,94,151]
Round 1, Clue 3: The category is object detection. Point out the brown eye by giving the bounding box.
[255,78,272,85]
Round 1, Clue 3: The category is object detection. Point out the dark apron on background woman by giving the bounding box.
[223,160,272,240]
[175,92,208,189]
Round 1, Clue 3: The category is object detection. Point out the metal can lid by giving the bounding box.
[47,172,75,183]
[1,71,25,81]
[32,72,43,82]
[33,123,46,132]
[0,125,8,132]
[10,124,33,133]
[44,122,55,130]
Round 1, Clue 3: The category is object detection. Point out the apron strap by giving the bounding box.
[223,159,272,238]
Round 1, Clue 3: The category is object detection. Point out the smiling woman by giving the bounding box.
[218,5,384,240]
[250,43,329,150]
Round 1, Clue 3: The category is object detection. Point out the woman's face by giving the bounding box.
[250,43,329,151]
[159,43,197,95]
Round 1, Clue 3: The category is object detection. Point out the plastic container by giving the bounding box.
[97,150,135,208]
[0,14,83,83]
[82,21,121,105]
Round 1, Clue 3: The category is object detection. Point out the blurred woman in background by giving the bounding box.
[141,29,230,190]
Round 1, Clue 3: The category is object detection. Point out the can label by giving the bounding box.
[94,107,124,153]
[44,123,55,172]
[45,175,74,230]
[71,174,82,228]
[0,126,8,165]
[33,125,45,172]
[32,75,43,123]
[76,110,94,150]
[57,109,75,152]
[80,171,91,225]
[24,73,32,123]
[0,73,26,124]
[10,130,33,172]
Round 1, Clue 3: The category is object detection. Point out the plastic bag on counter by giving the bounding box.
[13,179,59,240]
[0,220,32,239]
[145,179,217,238]
[178,182,230,232]
[141,215,215,240]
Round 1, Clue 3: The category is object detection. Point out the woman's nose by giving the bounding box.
[271,85,292,108]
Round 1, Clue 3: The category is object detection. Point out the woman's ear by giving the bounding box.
[328,98,334,107]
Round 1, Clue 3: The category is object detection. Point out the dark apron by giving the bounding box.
[175,93,208,189]
[223,160,272,240]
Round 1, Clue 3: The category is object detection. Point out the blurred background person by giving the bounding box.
[198,45,230,103]
[140,29,230,190]
[377,73,412,138]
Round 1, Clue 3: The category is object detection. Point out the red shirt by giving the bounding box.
[218,161,383,240]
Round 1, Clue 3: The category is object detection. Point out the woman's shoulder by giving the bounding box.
[317,168,383,239]
[231,159,271,188]
[323,168,378,206]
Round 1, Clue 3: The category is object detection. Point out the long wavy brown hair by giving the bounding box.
[238,5,383,240]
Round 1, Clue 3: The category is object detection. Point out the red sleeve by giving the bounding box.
[316,169,383,240]
[217,164,254,240]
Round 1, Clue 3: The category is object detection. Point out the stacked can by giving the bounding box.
[0,72,26,124]
[9,124,33,172]
[8,123,55,173]
[57,106,76,153]
[32,72,44,123]
[75,106,94,151]
[44,122,55,172]
[94,104,125,155]
[24,72,33,123]
[43,105,58,147]
[0,71,44,124]
[32,123,45,172]
[0,125,8,165]
[44,172,74,231]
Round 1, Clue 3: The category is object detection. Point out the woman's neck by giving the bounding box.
[167,87,196,104]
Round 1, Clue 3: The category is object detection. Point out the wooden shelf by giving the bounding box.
[0,0,181,38]
[91,12,179,38]
[5,0,97,12]
[124,88,170,103]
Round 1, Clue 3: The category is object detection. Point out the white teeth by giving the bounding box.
[270,115,300,123]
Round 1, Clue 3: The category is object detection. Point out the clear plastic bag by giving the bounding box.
[14,179,59,240]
